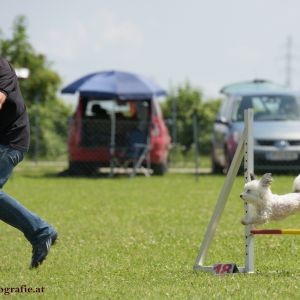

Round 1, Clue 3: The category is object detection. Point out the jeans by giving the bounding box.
[0,144,54,245]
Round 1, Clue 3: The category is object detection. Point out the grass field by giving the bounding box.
[1,165,300,299]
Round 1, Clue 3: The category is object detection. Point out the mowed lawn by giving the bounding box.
[1,165,300,299]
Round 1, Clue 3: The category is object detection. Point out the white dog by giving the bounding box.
[240,173,300,225]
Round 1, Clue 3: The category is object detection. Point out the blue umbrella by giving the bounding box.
[61,70,166,99]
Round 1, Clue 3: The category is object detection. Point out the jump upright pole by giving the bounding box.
[244,109,254,273]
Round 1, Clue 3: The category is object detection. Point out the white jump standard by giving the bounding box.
[193,109,255,273]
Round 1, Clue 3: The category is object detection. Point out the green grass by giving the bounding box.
[169,151,211,169]
[1,165,300,299]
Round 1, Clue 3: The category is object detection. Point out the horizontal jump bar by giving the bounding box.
[251,229,300,235]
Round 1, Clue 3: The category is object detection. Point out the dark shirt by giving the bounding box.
[0,57,30,152]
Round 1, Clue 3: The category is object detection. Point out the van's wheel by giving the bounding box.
[68,162,81,175]
[68,162,99,176]
[151,162,168,176]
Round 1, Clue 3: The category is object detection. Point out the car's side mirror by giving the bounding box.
[215,116,229,125]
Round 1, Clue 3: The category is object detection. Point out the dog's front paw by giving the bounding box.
[241,217,254,225]
[241,218,248,225]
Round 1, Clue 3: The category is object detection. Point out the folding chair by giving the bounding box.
[125,128,151,177]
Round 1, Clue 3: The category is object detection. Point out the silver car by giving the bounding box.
[212,80,300,173]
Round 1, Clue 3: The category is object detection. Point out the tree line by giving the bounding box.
[162,83,220,157]
[0,16,220,160]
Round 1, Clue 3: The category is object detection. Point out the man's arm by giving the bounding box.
[0,90,6,110]
[0,58,16,109]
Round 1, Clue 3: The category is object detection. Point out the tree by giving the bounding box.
[0,16,71,159]
[162,81,221,156]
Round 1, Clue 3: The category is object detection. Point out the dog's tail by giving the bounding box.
[292,175,300,192]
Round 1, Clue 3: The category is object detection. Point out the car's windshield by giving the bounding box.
[232,95,300,121]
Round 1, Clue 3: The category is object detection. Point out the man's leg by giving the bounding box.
[0,145,57,267]
[0,191,54,244]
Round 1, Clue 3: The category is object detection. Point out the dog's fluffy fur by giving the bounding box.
[240,173,300,225]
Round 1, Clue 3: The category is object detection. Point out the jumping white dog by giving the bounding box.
[240,173,300,225]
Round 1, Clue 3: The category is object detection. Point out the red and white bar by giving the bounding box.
[251,229,300,235]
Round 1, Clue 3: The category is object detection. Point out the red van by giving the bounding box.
[67,96,171,175]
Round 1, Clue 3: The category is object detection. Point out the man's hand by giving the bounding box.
[0,90,7,110]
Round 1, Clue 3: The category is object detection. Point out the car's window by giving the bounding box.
[231,95,300,121]
[216,97,232,120]
[85,100,131,117]
[84,99,150,122]
[218,99,229,119]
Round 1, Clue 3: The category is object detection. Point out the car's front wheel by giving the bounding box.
[211,157,224,174]
[222,148,232,174]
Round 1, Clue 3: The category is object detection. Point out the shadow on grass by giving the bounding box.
[21,169,152,180]
[255,269,300,277]
[192,269,300,277]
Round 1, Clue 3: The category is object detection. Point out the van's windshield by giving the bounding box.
[231,95,300,121]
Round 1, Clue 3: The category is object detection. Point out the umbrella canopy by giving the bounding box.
[61,70,166,100]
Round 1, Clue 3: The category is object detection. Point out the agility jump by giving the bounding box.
[193,109,300,274]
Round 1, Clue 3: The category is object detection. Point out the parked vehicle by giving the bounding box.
[67,96,171,175]
[212,79,300,173]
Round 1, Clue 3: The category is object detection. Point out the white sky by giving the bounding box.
[2,0,300,100]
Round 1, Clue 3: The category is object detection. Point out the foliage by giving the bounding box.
[3,166,300,299]
[162,82,221,156]
[0,16,71,159]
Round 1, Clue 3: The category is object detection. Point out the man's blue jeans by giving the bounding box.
[0,145,54,245]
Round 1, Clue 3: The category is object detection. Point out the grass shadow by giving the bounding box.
[21,168,152,180]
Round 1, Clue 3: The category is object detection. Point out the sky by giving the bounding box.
[2,0,300,101]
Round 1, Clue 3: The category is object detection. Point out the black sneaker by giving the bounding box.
[30,231,58,269]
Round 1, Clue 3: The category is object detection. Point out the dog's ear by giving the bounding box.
[250,173,256,181]
[260,173,273,187]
